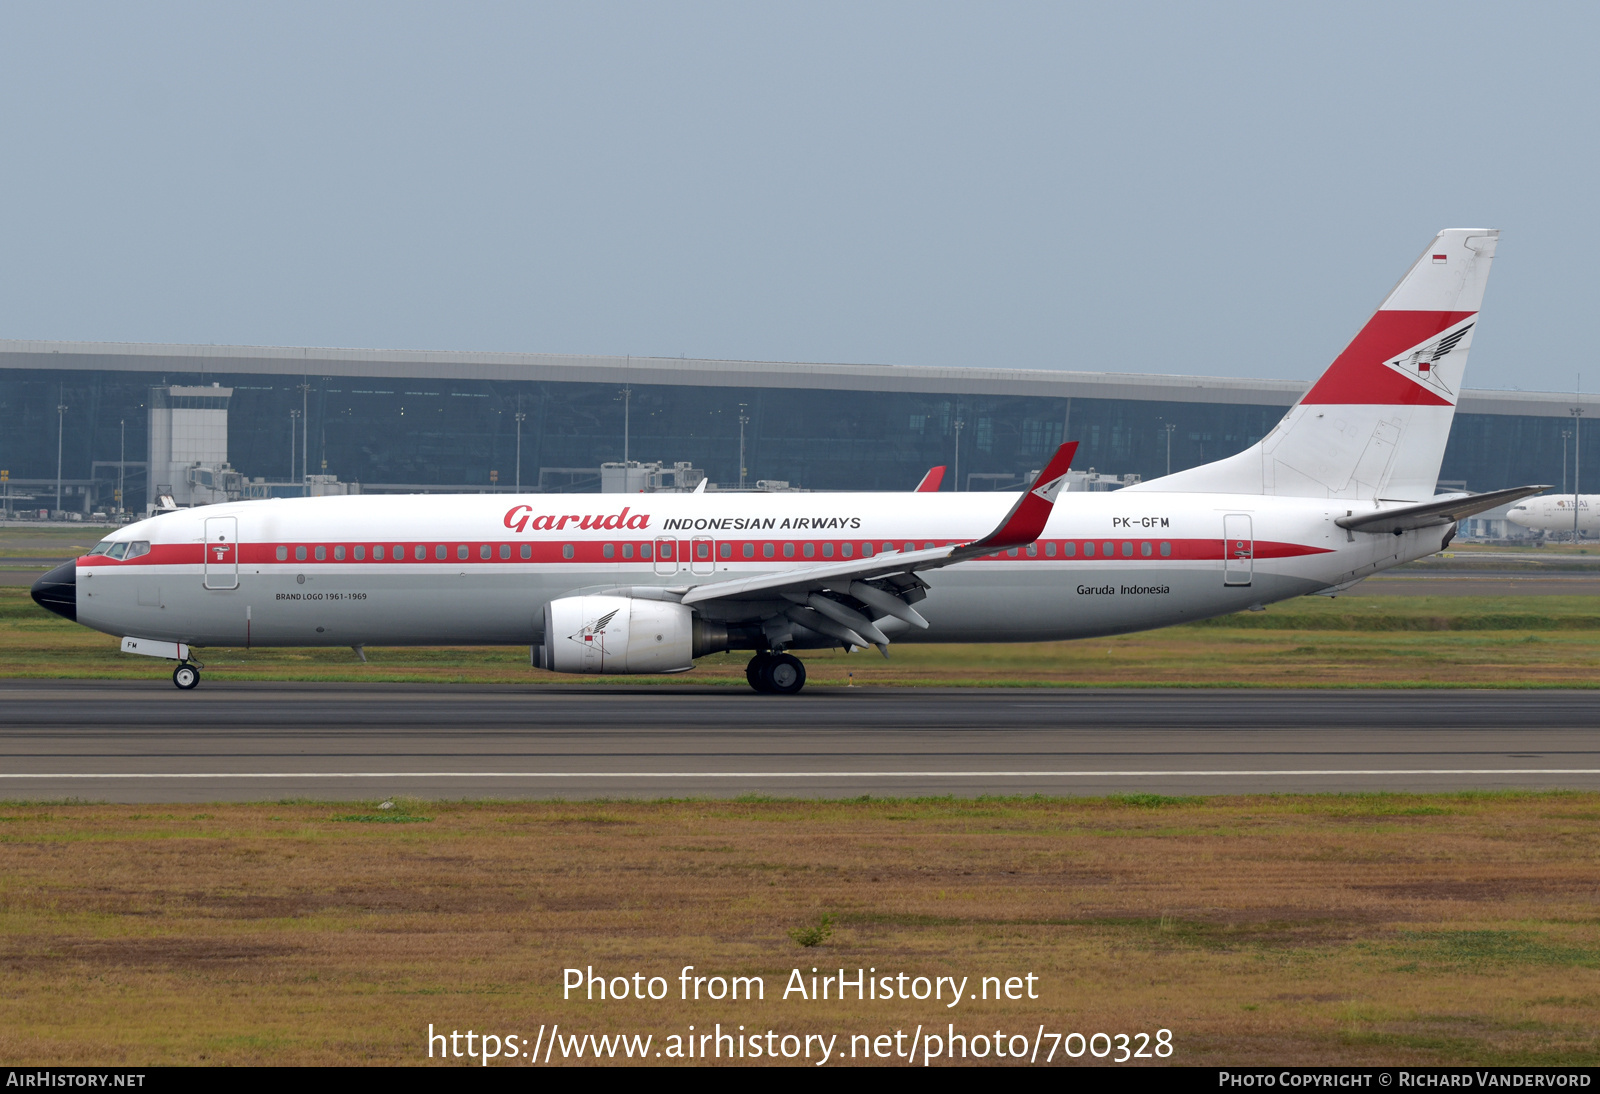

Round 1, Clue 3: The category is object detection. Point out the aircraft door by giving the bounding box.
[1223,514,1253,586]
[203,516,239,590]
[690,536,714,575]
[653,536,678,576]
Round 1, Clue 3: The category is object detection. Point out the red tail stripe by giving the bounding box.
[1301,309,1474,406]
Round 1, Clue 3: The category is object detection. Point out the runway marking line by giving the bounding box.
[3,769,1600,780]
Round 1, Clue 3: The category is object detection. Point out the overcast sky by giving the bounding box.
[0,3,1593,392]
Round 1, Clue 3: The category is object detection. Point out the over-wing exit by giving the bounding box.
[32,229,1543,694]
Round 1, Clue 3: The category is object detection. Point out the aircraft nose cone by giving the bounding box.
[30,560,77,622]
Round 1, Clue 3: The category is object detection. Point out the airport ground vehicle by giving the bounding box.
[33,229,1539,693]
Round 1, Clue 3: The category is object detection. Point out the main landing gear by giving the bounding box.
[172,663,200,690]
[746,652,807,695]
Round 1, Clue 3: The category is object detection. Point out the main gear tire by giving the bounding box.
[745,653,773,692]
[759,653,806,695]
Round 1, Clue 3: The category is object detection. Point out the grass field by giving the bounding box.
[0,793,1595,1066]
[6,586,1600,687]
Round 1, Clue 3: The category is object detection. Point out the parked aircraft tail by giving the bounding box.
[1130,229,1499,501]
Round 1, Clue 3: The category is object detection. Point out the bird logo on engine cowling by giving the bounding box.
[567,609,619,649]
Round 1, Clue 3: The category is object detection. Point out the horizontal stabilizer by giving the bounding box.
[1335,484,1549,534]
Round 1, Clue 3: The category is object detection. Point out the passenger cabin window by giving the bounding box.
[803,543,814,558]
[719,542,732,559]
[603,543,615,559]
[354,546,365,560]
[520,544,531,559]
[458,544,469,560]
[623,543,634,559]
[373,545,384,560]
[743,543,754,559]
[479,544,491,560]
[782,543,794,558]
[822,543,834,558]
[1045,542,1057,557]
[435,544,447,560]
[499,544,510,559]
[414,545,426,560]
[276,546,288,561]
[334,546,345,561]
[562,544,575,559]
[763,543,775,559]
[314,546,326,561]
[1160,541,1172,557]
[641,543,653,560]
[295,546,307,561]
[394,544,404,559]
[842,543,853,558]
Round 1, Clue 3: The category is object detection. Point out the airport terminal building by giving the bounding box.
[0,338,1592,516]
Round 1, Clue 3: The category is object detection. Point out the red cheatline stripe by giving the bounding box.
[77,537,1332,569]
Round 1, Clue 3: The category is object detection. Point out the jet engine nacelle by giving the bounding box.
[537,595,727,674]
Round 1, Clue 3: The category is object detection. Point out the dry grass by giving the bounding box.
[0,794,1597,1065]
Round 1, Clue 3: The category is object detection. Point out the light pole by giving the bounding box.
[118,419,125,518]
[618,386,632,466]
[289,409,301,485]
[1562,429,1572,496]
[1571,406,1584,541]
[299,381,311,496]
[737,405,749,488]
[953,418,965,492]
[1163,421,1176,477]
[515,411,526,492]
[55,394,67,515]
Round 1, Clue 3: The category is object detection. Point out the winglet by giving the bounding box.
[914,466,946,492]
[968,442,1078,551]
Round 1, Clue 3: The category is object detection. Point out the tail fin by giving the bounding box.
[914,466,946,492]
[1132,229,1499,501]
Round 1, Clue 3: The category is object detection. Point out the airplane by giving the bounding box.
[32,228,1545,694]
[1507,495,1599,538]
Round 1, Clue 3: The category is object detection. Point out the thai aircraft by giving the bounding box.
[1507,495,1599,537]
[32,229,1543,694]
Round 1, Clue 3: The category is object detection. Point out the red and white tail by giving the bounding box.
[1132,229,1499,501]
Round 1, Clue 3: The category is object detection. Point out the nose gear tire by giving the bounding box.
[172,664,200,690]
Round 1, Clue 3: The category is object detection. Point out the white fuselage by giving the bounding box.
[73,490,1447,650]
[1507,496,1600,535]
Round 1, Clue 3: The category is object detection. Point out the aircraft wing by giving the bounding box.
[1334,484,1549,534]
[678,443,1078,652]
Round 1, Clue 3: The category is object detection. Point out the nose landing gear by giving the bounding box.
[172,663,200,690]
[745,652,807,695]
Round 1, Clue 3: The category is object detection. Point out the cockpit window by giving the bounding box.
[125,541,151,559]
[107,542,129,560]
[86,542,112,556]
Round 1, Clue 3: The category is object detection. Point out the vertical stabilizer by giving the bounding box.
[1131,229,1499,501]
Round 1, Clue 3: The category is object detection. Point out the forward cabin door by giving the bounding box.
[203,516,239,590]
[1223,514,1253,587]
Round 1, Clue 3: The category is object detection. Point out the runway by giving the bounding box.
[1,681,1597,801]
